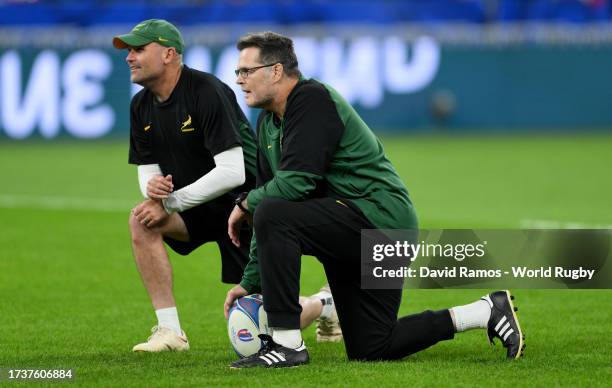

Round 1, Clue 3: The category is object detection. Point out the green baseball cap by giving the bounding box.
[113,19,184,54]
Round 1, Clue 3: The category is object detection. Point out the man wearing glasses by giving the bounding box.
[225,31,525,368]
[113,20,340,353]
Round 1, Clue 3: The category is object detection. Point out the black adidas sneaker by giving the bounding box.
[230,334,310,369]
[481,290,525,360]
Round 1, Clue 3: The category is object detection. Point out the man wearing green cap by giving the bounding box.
[113,19,259,352]
[113,19,186,55]
[113,19,340,354]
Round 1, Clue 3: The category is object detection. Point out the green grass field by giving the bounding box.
[1,135,611,386]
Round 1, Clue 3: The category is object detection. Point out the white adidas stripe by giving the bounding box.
[259,355,273,365]
[258,347,301,365]
[271,351,286,361]
[494,315,507,331]
[503,328,514,341]
[267,353,279,363]
[260,351,286,365]
[499,322,511,336]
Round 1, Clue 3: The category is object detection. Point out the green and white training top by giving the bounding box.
[240,78,417,293]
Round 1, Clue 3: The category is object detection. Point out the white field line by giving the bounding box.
[0,194,137,212]
[521,219,612,230]
[6,198,608,227]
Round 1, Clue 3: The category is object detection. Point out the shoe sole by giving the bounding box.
[132,343,189,352]
[316,335,343,343]
[503,290,525,359]
[230,363,307,370]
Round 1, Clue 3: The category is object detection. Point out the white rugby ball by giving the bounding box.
[227,294,270,358]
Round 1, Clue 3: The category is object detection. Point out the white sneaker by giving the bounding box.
[132,326,190,352]
[315,285,343,343]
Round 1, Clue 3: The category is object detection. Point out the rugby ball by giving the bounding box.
[227,294,270,358]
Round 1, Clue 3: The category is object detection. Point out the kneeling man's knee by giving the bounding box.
[253,197,290,232]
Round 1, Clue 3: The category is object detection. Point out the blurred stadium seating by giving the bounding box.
[0,0,610,25]
[0,0,611,139]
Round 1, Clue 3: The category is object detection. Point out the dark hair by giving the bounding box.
[237,32,301,78]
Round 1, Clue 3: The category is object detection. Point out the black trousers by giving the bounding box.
[254,197,455,361]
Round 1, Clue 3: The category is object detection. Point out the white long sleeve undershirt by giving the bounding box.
[137,146,246,213]
[137,164,163,198]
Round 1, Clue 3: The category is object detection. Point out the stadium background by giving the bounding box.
[1,1,611,386]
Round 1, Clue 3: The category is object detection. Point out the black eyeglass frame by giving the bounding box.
[234,63,279,78]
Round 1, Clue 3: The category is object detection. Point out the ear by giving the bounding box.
[272,63,284,83]
[162,47,176,64]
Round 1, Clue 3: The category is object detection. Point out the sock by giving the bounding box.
[272,329,303,349]
[450,299,491,332]
[155,307,182,335]
[311,289,334,319]
[319,297,334,319]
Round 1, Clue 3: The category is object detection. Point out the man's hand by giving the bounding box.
[133,199,169,228]
[224,284,249,319]
[147,174,174,199]
[227,205,251,247]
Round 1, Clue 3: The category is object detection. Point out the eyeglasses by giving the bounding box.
[234,63,278,78]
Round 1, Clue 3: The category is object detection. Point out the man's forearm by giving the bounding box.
[246,170,320,213]
[137,164,163,198]
[163,146,246,213]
